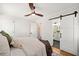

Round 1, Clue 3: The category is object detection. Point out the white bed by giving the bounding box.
[10,37,47,56]
[11,47,25,56]
[0,33,47,56]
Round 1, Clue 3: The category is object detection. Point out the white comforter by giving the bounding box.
[11,37,47,56]
[11,48,25,56]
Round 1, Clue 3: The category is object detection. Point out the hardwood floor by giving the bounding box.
[52,47,75,56]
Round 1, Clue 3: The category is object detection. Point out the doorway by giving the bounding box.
[52,19,60,49]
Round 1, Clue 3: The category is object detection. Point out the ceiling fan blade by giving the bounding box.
[35,12,43,17]
[25,12,33,16]
[29,3,35,10]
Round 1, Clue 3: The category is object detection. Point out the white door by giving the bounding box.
[60,15,75,54]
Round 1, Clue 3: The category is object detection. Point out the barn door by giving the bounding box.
[60,15,75,54]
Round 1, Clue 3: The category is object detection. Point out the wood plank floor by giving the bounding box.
[52,47,75,56]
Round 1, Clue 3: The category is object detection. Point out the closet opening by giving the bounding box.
[52,22,60,49]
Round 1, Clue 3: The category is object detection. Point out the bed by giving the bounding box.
[11,47,25,56]
[0,32,52,56]
[10,37,47,56]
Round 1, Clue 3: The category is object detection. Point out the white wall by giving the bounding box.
[13,17,30,37]
[0,15,14,36]
[0,15,30,37]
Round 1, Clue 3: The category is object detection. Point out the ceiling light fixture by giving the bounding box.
[32,14,35,16]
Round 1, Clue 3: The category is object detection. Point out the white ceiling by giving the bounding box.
[0,3,79,18]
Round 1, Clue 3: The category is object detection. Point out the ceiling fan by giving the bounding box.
[25,3,44,17]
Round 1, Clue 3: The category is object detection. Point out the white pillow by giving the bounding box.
[11,39,22,49]
[0,34,10,56]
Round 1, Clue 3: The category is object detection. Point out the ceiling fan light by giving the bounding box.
[32,14,35,16]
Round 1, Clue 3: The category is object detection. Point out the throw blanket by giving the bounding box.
[39,39,52,56]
